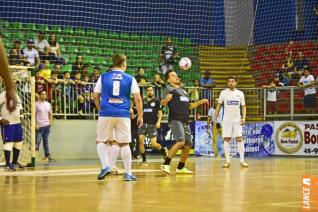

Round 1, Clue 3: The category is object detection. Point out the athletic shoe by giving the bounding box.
[78,111,84,116]
[5,164,15,171]
[124,173,137,181]
[162,147,168,160]
[97,166,111,180]
[48,156,55,162]
[176,167,193,174]
[222,161,230,168]
[240,161,249,168]
[12,163,26,169]
[160,164,171,174]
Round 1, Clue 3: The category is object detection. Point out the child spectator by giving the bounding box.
[89,66,100,83]
[39,60,52,80]
[72,54,84,72]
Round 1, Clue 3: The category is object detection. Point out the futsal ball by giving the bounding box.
[179,57,192,71]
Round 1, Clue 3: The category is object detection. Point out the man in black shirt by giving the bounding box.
[160,70,208,174]
[160,37,178,65]
[139,86,167,164]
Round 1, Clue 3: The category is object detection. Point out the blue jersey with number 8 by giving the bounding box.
[99,70,133,118]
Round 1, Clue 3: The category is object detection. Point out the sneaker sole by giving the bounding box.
[160,166,170,174]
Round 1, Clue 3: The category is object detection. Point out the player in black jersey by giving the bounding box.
[161,70,208,174]
[139,86,168,164]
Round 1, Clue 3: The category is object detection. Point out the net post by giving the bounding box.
[28,67,36,167]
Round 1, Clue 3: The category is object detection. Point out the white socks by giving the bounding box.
[96,143,108,169]
[237,141,245,162]
[121,145,132,175]
[109,144,120,169]
[223,142,230,162]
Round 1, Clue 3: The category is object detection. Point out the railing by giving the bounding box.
[40,83,318,121]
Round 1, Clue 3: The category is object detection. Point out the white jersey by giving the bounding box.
[0,91,22,124]
[299,75,316,96]
[218,88,245,123]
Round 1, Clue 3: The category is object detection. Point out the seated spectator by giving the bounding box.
[23,39,40,67]
[11,40,23,57]
[8,49,23,66]
[40,46,52,63]
[89,66,101,83]
[152,73,165,99]
[294,51,309,76]
[34,31,50,56]
[48,33,65,65]
[72,54,84,72]
[160,37,178,65]
[39,60,52,80]
[135,67,148,86]
[298,68,316,114]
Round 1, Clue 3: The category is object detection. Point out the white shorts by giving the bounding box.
[222,122,242,138]
[96,117,131,143]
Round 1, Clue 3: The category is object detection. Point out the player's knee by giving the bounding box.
[176,141,185,148]
[14,141,23,150]
[4,142,14,151]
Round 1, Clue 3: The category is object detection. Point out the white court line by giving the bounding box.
[0,168,161,177]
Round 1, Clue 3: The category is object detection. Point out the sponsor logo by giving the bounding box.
[226,100,239,105]
[275,122,303,154]
[111,73,123,80]
[150,102,155,107]
[302,176,318,210]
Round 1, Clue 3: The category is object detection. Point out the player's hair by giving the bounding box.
[112,54,126,67]
[165,70,174,81]
[228,76,237,81]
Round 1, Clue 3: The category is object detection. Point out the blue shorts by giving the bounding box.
[1,123,23,143]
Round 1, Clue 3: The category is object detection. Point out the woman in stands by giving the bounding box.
[48,33,65,64]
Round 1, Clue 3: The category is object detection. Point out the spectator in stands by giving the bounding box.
[53,64,63,79]
[34,31,50,56]
[48,33,65,65]
[40,46,52,63]
[278,70,290,86]
[61,71,75,113]
[294,51,309,76]
[35,71,46,94]
[72,54,84,72]
[45,71,63,113]
[160,37,178,66]
[23,39,40,68]
[81,74,94,113]
[81,65,89,77]
[199,71,215,115]
[72,72,85,115]
[188,79,200,102]
[39,60,52,80]
[8,49,22,66]
[11,40,23,56]
[262,75,283,115]
[135,67,148,86]
[89,66,100,83]
[152,73,165,99]
[298,68,316,114]
[285,40,297,57]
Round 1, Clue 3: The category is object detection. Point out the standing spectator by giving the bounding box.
[135,67,148,86]
[81,74,94,113]
[23,39,40,67]
[294,52,309,76]
[48,33,65,64]
[34,31,50,56]
[72,54,84,72]
[73,72,84,115]
[61,71,75,113]
[298,68,316,114]
[89,66,101,83]
[188,79,200,102]
[262,75,283,115]
[130,102,140,159]
[35,90,54,161]
[39,60,52,80]
[11,40,23,56]
[152,73,165,99]
[200,70,214,114]
[160,37,178,66]
[8,49,22,66]
[35,71,46,94]
[45,71,63,113]
[207,98,223,158]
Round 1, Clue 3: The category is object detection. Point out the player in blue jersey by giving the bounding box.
[93,54,143,181]
[0,90,23,171]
